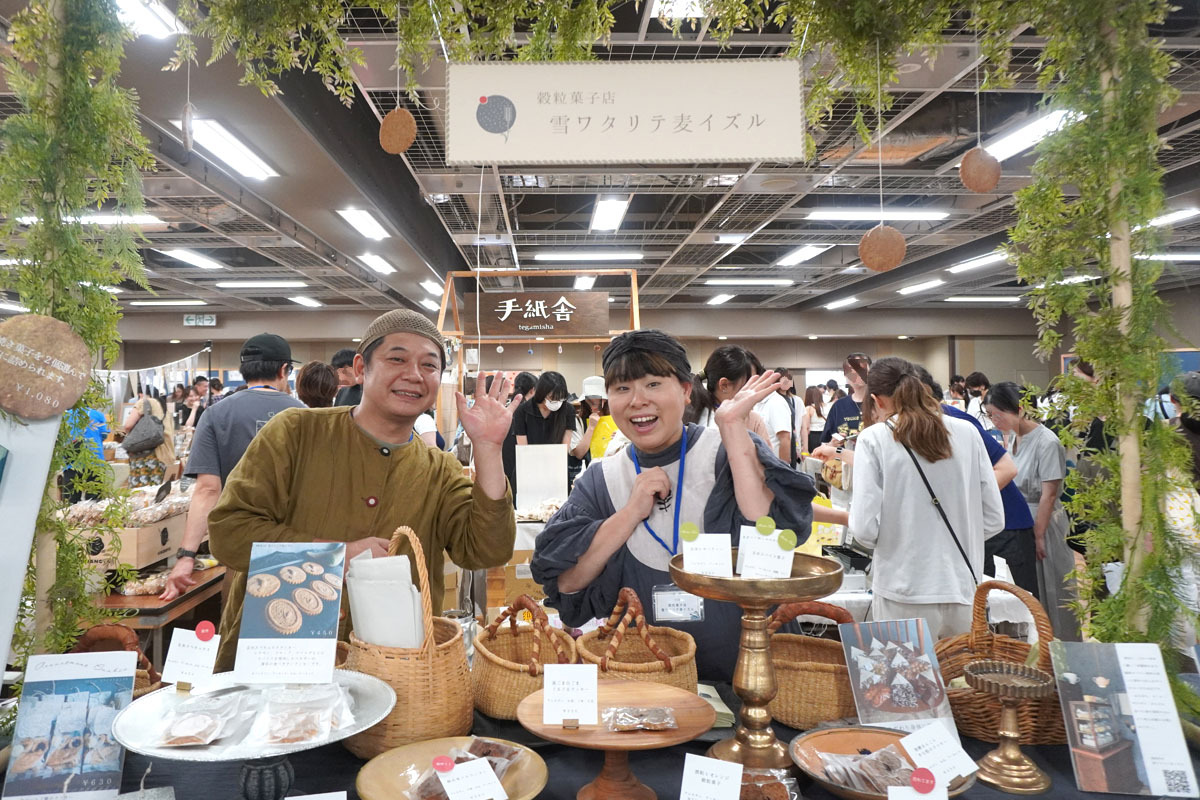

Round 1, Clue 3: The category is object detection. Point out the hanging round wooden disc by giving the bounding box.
[379,108,417,154]
[858,224,907,272]
[0,314,91,419]
[959,146,1002,193]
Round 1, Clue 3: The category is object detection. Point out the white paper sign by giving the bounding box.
[447,61,806,165]
[680,753,743,800]
[542,663,598,725]
[437,759,508,800]
[293,794,347,800]
[888,788,948,800]
[899,722,978,785]
[682,534,733,578]
[1115,644,1198,797]
[738,529,792,579]
[160,628,219,685]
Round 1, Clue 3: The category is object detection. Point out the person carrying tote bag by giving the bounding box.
[847,357,1004,638]
[124,393,175,487]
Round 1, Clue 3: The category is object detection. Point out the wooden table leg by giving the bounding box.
[577,750,655,800]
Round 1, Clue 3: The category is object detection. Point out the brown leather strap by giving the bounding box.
[484,594,569,675]
[768,601,854,632]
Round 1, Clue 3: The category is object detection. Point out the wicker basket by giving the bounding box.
[71,623,162,698]
[338,526,473,758]
[577,588,697,693]
[767,601,857,730]
[935,579,1066,745]
[472,594,577,720]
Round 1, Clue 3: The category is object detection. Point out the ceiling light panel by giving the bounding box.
[946,251,1008,274]
[289,296,323,308]
[574,275,597,290]
[214,280,308,289]
[590,196,631,232]
[982,110,1075,162]
[532,252,643,261]
[419,298,440,312]
[158,249,225,270]
[359,254,396,275]
[420,280,443,296]
[337,209,390,240]
[707,294,735,305]
[116,0,184,37]
[704,278,793,286]
[129,299,208,306]
[824,297,859,310]
[169,119,278,180]
[806,209,949,221]
[944,296,1024,302]
[896,279,946,295]
[777,244,833,267]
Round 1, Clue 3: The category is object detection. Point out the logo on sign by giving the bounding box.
[476,95,517,142]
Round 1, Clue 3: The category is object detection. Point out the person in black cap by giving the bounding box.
[160,333,306,600]
[531,329,818,683]
[332,347,363,407]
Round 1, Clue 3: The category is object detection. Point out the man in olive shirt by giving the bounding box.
[208,309,521,670]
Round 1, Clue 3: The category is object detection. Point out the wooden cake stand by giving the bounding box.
[517,679,716,800]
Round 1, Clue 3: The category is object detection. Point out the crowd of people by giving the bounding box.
[92,317,1200,683]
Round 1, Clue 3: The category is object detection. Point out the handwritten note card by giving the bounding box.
[682,534,733,578]
[438,759,508,800]
[160,628,219,685]
[680,753,743,800]
[542,663,598,725]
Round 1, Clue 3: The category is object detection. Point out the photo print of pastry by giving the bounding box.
[838,618,956,735]
[233,541,346,684]
[1050,641,1198,797]
[2,652,136,800]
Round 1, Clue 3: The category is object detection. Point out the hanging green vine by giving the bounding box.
[0,0,149,730]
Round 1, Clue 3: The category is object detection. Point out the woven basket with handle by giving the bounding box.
[767,601,857,729]
[337,526,473,758]
[577,587,698,693]
[472,594,577,720]
[934,579,1066,745]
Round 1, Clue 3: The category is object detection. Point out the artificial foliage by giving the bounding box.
[0,0,147,729]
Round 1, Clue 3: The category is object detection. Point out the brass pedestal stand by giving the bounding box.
[669,550,843,769]
[963,660,1056,795]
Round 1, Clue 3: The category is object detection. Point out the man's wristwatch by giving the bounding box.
[176,548,197,560]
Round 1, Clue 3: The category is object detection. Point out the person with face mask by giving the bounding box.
[965,371,995,431]
[511,371,576,491]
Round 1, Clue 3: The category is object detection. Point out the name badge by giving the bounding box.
[653,584,704,623]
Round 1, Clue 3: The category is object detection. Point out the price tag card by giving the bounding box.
[160,625,220,685]
[682,533,733,578]
[680,753,743,800]
[437,757,509,800]
[293,794,347,800]
[899,723,978,786]
[117,790,176,800]
[738,528,794,579]
[542,663,598,725]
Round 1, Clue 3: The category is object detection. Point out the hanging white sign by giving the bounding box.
[447,60,806,165]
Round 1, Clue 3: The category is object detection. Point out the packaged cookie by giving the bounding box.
[740,768,801,800]
[601,707,678,732]
[260,685,339,745]
[158,692,246,747]
[44,693,88,775]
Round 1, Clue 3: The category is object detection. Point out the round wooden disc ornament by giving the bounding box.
[858,224,907,272]
[959,146,1002,193]
[379,108,417,155]
[0,314,91,420]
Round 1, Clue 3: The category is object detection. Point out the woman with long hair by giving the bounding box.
[123,387,176,487]
[848,357,1003,637]
[799,385,827,454]
[685,345,772,443]
[983,382,1080,640]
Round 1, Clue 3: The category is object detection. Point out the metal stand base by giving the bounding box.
[239,755,294,800]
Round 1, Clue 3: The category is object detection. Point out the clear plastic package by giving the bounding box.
[43,694,88,775]
[740,767,802,800]
[818,744,914,794]
[9,694,63,779]
[82,702,121,772]
[261,684,340,745]
[158,691,247,747]
[402,738,524,799]
[601,706,677,732]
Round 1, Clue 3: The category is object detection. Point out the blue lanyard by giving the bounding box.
[629,426,687,556]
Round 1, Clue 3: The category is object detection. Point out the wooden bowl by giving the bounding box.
[789,726,975,800]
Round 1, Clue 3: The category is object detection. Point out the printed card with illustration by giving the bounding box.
[234,541,346,684]
[1050,641,1198,797]
[3,652,136,800]
[838,618,956,735]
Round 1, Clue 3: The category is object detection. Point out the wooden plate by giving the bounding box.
[789,726,975,800]
[356,736,547,800]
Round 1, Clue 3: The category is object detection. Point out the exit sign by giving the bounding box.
[183,313,216,327]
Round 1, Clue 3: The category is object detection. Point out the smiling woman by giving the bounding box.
[530,329,820,682]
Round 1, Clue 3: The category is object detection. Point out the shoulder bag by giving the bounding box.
[124,399,165,455]
[889,421,976,585]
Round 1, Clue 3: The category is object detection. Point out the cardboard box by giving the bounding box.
[507,549,534,567]
[503,561,544,605]
[90,512,187,570]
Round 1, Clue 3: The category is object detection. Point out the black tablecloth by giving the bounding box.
[117,707,1193,800]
